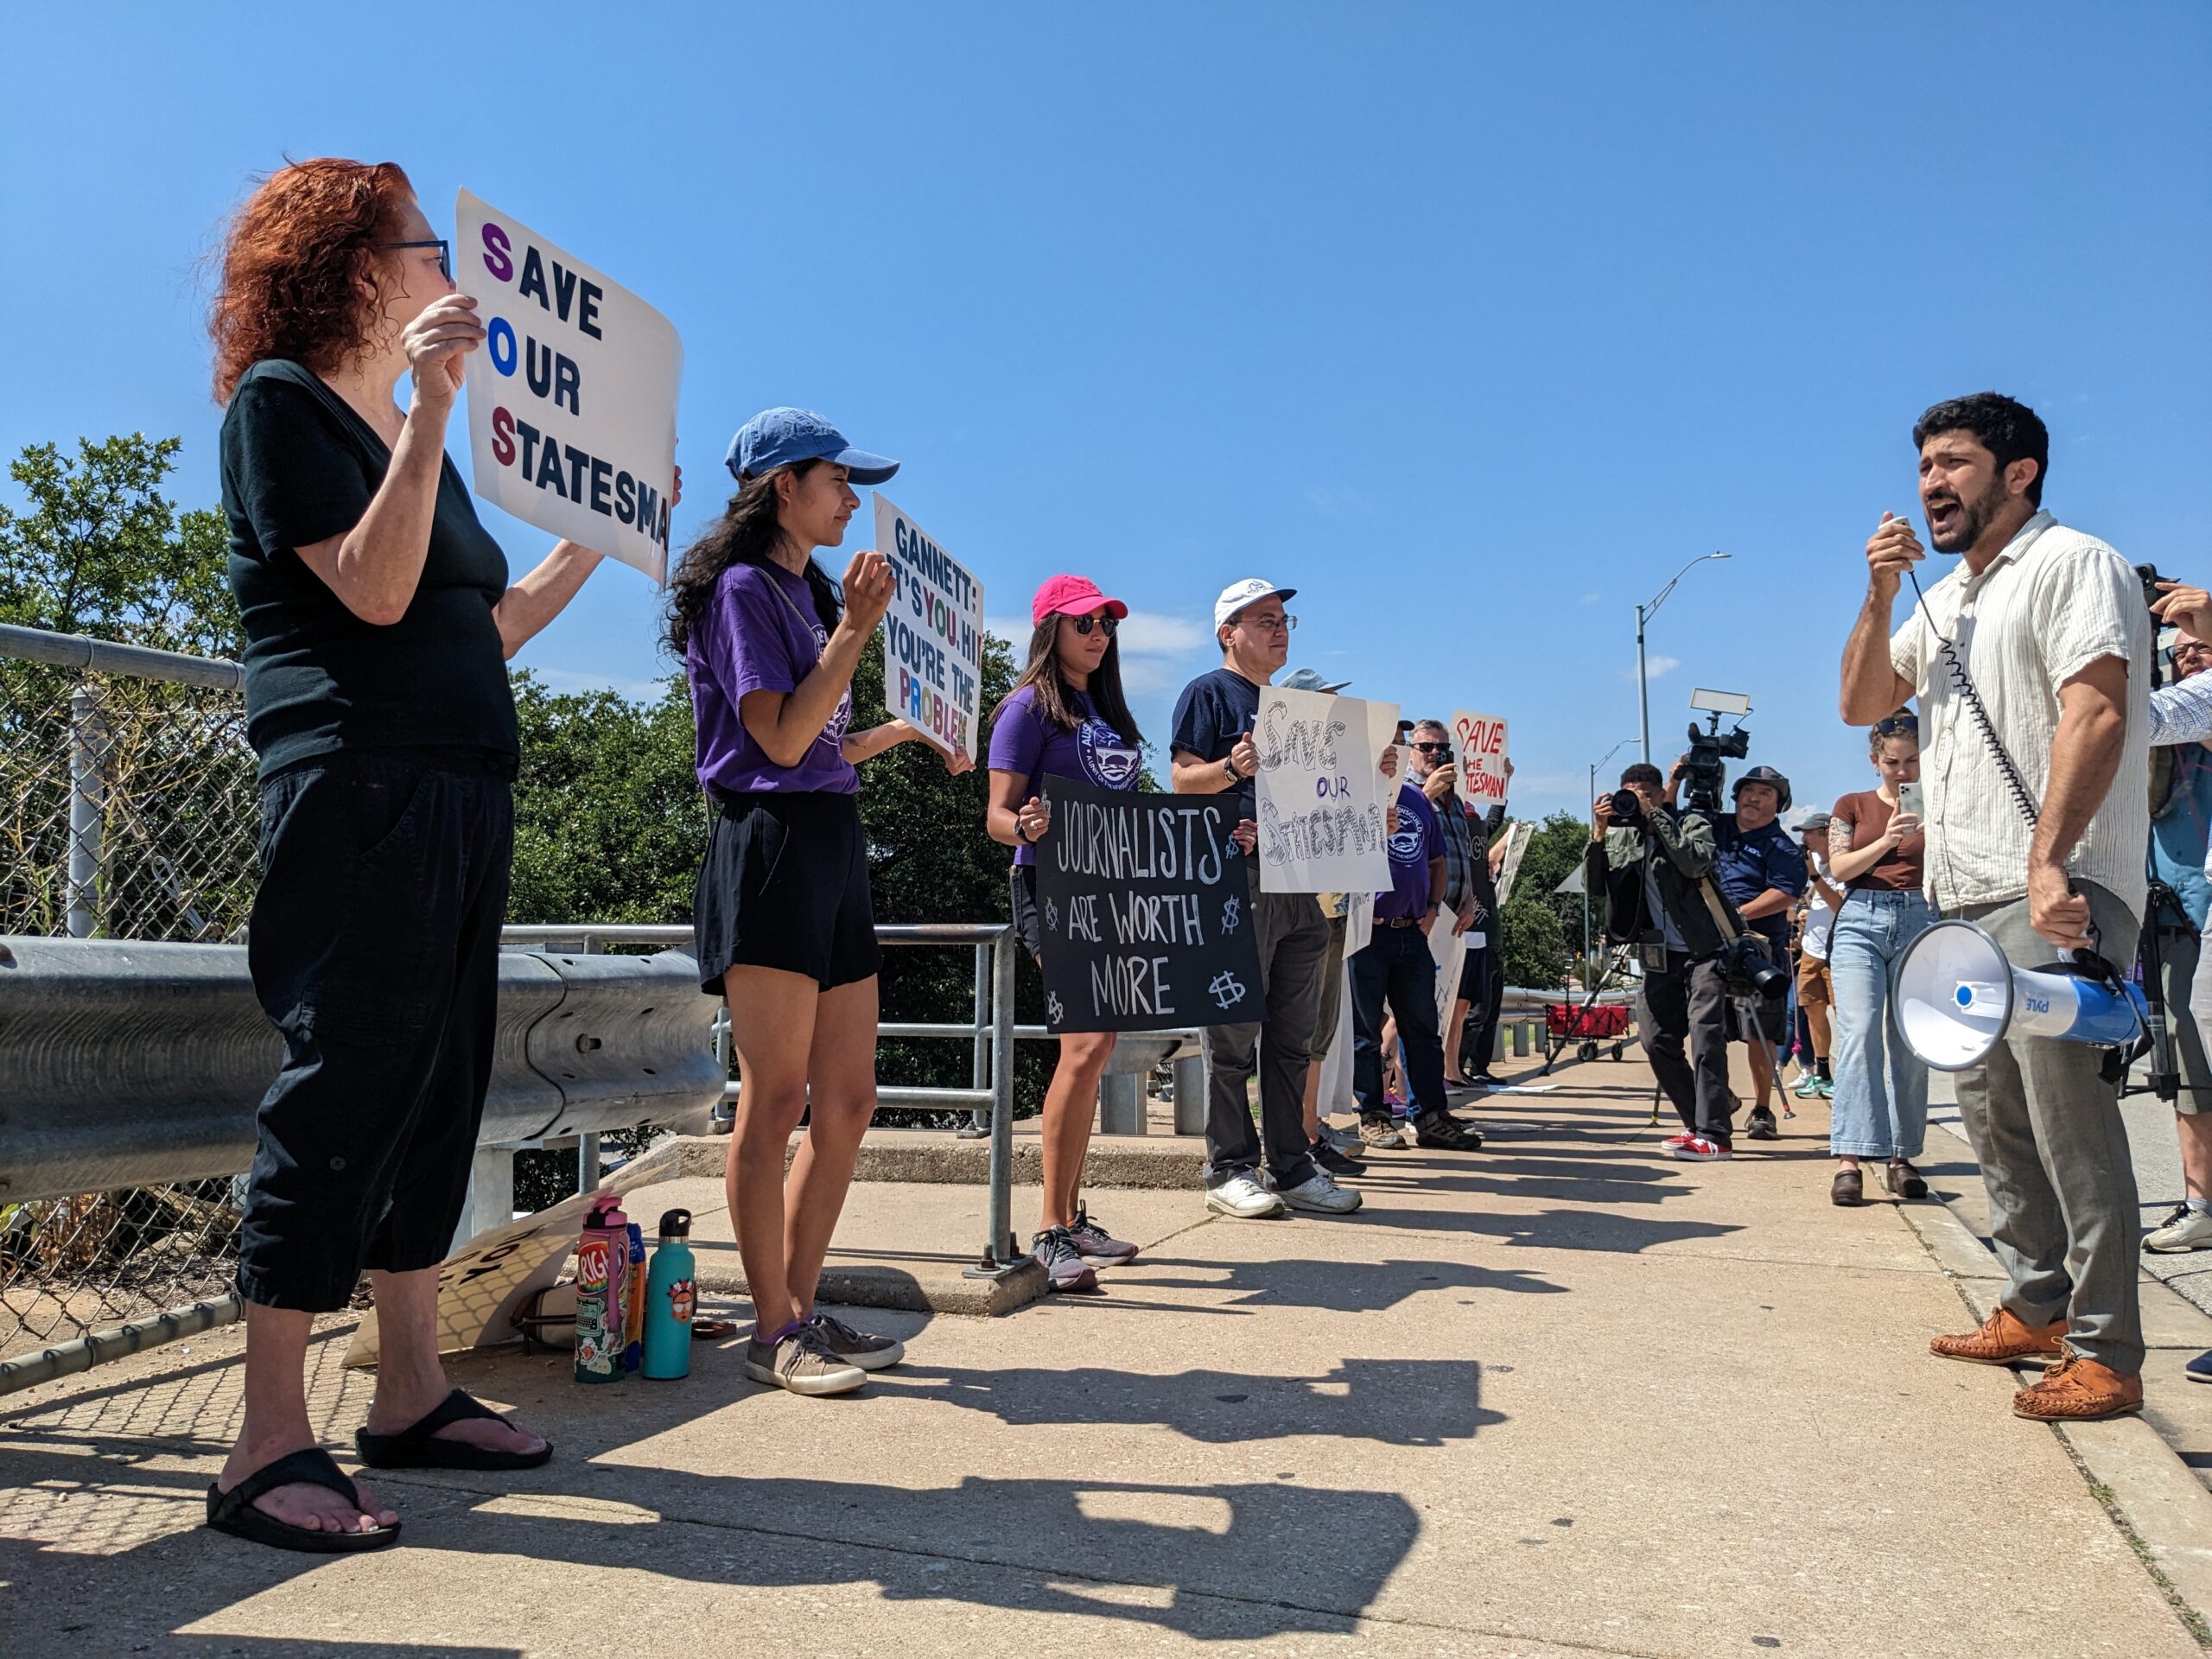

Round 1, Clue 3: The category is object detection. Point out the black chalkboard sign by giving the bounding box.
[1035,776,1265,1033]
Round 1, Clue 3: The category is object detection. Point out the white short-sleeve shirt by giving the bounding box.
[1888,509,2150,917]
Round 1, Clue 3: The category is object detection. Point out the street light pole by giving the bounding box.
[1636,551,1731,763]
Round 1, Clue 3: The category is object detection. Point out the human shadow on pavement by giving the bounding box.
[1106,1252,1566,1314]
[0,1434,1419,1645]
[873,1354,1502,1446]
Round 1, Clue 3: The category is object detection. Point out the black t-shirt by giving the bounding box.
[1170,666,1262,822]
[221,359,517,777]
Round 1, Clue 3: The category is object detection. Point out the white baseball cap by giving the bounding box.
[1214,577,1298,630]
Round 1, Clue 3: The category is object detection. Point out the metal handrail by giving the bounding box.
[0,620,244,691]
[500,920,1027,1274]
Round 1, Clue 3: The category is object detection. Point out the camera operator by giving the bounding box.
[1680,764,1808,1141]
[1586,761,1743,1160]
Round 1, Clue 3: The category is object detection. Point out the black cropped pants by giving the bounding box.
[236,747,514,1312]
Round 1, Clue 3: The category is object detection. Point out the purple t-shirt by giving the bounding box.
[988,683,1143,866]
[687,561,856,797]
[1376,782,1443,921]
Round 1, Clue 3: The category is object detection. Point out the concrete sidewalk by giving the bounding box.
[3,1058,2208,1656]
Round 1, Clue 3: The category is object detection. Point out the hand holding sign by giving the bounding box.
[1451,710,1510,807]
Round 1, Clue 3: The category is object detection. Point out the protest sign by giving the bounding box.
[874,493,984,760]
[1452,710,1510,807]
[344,1141,683,1366]
[1430,914,1465,1038]
[455,189,682,584]
[1255,686,1396,894]
[1036,776,1262,1033]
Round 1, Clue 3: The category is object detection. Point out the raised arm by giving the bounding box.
[1841,512,1923,724]
[738,552,893,769]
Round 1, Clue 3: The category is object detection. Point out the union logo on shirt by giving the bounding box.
[1077,719,1141,790]
[812,622,852,751]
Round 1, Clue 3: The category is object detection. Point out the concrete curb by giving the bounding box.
[670,1129,1208,1190]
[1904,1117,2212,1640]
[690,1249,1051,1319]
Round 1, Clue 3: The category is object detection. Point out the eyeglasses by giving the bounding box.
[1874,714,1919,736]
[1412,741,1452,755]
[1237,613,1296,634]
[378,238,452,283]
[1069,613,1117,637]
[2175,644,2212,668]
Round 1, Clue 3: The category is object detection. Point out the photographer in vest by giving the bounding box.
[1841,391,2149,1422]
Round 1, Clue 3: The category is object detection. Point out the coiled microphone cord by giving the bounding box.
[1905,568,2043,830]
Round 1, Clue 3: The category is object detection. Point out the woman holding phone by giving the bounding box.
[985,575,1147,1292]
[1824,714,1934,1206]
[670,408,965,1396]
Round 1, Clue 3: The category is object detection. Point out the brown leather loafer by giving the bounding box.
[1930,1307,2068,1367]
[1831,1167,1864,1206]
[2012,1353,2144,1421]
[1886,1158,1929,1199]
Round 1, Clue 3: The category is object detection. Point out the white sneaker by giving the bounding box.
[2145,1204,2212,1253]
[1205,1173,1286,1219]
[1274,1169,1363,1214]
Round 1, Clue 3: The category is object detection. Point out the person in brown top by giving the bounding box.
[1823,714,1936,1207]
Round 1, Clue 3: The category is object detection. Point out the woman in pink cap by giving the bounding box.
[986,575,1147,1290]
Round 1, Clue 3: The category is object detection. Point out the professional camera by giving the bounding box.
[1679,718,1751,817]
[1715,932,1788,1000]
[1607,787,1645,828]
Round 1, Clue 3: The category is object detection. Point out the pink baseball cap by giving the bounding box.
[1031,574,1129,626]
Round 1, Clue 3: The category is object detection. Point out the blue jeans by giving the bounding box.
[1827,888,1936,1159]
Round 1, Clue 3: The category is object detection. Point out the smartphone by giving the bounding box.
[1896,781,1924,821]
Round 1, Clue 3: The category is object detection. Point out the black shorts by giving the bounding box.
[1010,862,1043,962]
[694,790,881,992]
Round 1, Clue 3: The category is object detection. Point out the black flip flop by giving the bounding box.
[205,1446,400,1554]
[355,1389,554,1471]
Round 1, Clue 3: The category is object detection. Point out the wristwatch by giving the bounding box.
[1224,753,1242,785]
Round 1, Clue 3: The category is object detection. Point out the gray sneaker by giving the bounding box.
[810,1312,906,1370]
[746,1322,867,1395]
[1032,1228,1101,1292]
[1357,1116,1408,1150]
[1274,1169,1363,1214]
[1067,1204,1139,1265]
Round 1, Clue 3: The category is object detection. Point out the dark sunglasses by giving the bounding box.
[379,237,453,282]
[1412,741,1452,755]
[1068,613,1117,637]
[1874,714,1919,736]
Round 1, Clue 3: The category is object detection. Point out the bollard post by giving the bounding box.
[1510,1020,1529,1058]
[1098,1074,1144,1135]
[66,688,105,938]
[1173,1050,1207,1135]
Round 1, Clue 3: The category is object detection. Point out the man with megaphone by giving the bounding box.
[1840,392,2152,1425]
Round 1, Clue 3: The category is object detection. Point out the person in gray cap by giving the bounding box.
[1170,583,1361,1218]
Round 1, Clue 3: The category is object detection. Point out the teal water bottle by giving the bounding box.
[641,1209,696,1380]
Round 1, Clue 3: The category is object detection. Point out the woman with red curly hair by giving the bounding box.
[205,159,660,1553]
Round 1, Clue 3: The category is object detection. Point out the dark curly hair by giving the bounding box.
[209,158,415,404]
[1912,391,2048,506]
[665,461,842,658]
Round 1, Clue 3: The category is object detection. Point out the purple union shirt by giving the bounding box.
[987,683,1144,866]
[1376,782,1443,921]
[688,560,856,797]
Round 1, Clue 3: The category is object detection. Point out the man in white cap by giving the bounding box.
[1170,581,1360,1218]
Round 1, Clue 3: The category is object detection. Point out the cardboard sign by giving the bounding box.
[455,190,683,585]
[1430,915,1465,1038]
[1254,686,1396,895]
[343,1141,683,1367]
[874,493,983,760]
[1035,776,1262,1033]
[1452,710,1510,807]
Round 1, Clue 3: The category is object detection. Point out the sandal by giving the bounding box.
[355,1389,553,1472]
[205,1446,399,1554]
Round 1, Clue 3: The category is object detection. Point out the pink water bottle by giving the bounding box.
[574,1199,628,1384]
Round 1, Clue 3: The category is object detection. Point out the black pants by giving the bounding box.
[1640,950,1735,1146]
[1351,923,1446,1120]
[237,748,514,1312]
[1200,864,1325,1190]
[1462,944,1504,1072]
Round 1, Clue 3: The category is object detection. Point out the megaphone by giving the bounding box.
[1893,919,2146,1071]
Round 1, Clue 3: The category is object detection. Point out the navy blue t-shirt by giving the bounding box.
[1713,816,1807,950]
[1170,667,1262,823]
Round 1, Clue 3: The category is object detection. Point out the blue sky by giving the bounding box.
[5,3,2208,829]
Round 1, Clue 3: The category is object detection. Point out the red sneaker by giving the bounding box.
[1672,1136,1732,1161]
[1661,1133,1694,1150]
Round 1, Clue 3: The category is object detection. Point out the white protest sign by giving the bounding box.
[1255,687,1395,894]
[343,1141,683,1367]
[874,493,984,760]
[1452,709,1510,807]
[1430,912,1465,1037]
[456,189,682,584]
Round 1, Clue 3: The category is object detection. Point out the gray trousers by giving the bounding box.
[1202,864,1325,1190]
[2156,920,2212,1114]
[1953,880,2144,1374]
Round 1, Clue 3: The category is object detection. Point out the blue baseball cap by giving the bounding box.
[724,408,899,486]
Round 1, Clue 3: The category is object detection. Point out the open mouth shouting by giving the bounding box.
[1923,493,1967,550]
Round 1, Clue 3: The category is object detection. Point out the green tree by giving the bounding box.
[1497,810,1589,989]
[0,435,238,656]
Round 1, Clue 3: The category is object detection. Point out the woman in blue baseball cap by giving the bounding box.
[667,407,966,1397]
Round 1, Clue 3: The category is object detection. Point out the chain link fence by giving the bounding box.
[0,623,260,1373]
